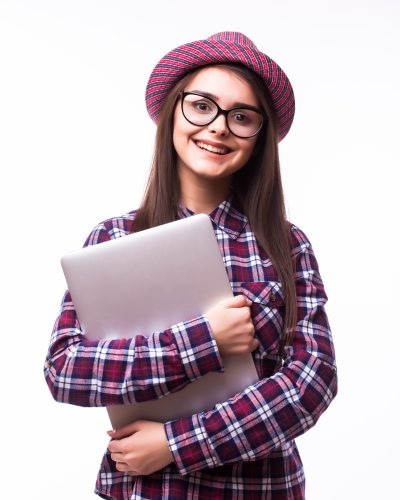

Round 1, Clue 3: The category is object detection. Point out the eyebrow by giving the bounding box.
[187,90,260,111]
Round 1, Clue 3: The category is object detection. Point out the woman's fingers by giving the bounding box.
[206,294,257,356]
[110,452,125,462]
[222,294,252,308]
[108,419,153,440]
[115,461,131,472]
[107,421,139,439]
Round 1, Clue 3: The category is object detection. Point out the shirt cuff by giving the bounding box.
[171,314,223,382]
[165,413,222,475]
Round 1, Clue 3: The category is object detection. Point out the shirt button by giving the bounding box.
[269,292,276,303]
[45,360,52,368]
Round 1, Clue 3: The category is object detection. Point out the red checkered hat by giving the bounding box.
[145,32,295,141]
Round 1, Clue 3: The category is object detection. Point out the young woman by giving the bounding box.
[45,32,338,499]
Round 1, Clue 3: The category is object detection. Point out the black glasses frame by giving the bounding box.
[179,91,266,139]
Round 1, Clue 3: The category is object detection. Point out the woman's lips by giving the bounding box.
[194,140,232,155]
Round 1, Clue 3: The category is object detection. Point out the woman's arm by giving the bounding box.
[163,227,338,474]
[44,222,224,407]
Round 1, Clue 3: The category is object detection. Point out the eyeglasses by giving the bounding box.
[179,91,265,139]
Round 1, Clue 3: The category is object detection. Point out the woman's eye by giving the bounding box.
[232,112,250,124]
[194,101,212,113]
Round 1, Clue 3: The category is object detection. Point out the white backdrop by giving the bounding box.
[1,1,399,499]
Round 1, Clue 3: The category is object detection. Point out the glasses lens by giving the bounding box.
[228,109,263,138]
[182,94,218,126]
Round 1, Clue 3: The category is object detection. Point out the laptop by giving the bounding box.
[61,213,258,428]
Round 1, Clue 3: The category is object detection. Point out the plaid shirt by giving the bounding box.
[44,198,337,500]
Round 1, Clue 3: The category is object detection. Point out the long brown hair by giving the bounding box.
[134,64,297,357]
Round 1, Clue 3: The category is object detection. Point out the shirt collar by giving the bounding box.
[178,195,248,240]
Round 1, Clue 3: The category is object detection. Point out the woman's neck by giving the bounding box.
[179,170,232,214]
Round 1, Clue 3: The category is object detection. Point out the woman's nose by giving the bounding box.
[207,113,229,136]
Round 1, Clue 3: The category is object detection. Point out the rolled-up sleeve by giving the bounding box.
[165,226,337,474]
[44,223,223,407]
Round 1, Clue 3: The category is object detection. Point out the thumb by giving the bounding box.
[107,421,138,440]
[225,294,252,308]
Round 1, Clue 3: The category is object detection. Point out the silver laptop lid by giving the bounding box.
[61,213,232,340]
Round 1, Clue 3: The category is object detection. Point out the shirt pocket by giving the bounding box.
[238,281,285,376]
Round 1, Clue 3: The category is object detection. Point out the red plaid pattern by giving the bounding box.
[44,198,337,499]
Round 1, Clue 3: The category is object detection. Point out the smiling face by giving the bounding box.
[173,66,260,192]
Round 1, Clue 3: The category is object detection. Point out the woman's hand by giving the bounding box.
[206,294,258,356]
[107,420,173,476]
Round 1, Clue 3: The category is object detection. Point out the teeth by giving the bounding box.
[196,141,229,155]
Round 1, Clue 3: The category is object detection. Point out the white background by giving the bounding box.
[1,1,399,498]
